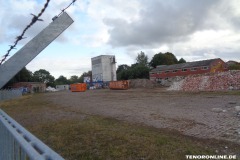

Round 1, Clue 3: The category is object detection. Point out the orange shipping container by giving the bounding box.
[109,80,129,90]
[70,83,87,92]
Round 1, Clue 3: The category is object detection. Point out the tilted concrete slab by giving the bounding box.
[0,12,74,89]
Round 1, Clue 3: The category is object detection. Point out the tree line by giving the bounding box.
[5,51,238,88]
[228,63,240,70]
[4,52,186,88]
[117,52,186,80]
[4,68,92,88]
[117,51,240,80]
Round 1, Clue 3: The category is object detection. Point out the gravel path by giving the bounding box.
[46,88,240,144]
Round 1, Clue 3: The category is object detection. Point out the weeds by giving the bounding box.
[0,93,239,160]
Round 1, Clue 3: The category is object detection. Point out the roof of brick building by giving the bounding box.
[151,58,222,72]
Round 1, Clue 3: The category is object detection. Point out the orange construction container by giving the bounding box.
[70,83,87,92]
[109,80,129,90]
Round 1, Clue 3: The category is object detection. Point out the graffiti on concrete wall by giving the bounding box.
[92,73,103,82]
[84,76,91,83]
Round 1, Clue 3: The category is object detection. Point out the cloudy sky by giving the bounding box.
[0,0,239,78]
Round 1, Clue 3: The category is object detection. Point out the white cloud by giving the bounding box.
[100,0,240,62]
[169,29,240,61]
[1,0,240,79]
[87,0,141,22]
[27,55,92,78]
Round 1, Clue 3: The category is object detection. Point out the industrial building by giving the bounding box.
[91,55,117,82]
[12,82,46,93]
[150,58,228,82]
[56,85,70,91]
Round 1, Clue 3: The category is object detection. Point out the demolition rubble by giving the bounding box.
[168,70,240,91]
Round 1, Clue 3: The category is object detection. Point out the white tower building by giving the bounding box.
[91,55,117,82]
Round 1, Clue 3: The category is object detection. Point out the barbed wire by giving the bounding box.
[0,0,51,65]
[0,0,77,65]
[59,0,77,17]
[51,0,77,21]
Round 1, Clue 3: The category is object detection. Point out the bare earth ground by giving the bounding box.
[45,88,240,144]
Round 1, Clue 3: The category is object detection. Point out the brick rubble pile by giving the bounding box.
[168,70,240,91]
[130,79,157,88]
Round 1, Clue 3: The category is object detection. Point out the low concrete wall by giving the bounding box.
[0,89,22,101]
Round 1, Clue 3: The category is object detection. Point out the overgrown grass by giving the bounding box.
[29,117,216,160]
[0,93,239,160]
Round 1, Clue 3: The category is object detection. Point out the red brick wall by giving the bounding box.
[209,59,228,73]
[150,67,211,80]
[12,82,46,93]
[150,59,228,80]
[12,82,32,89]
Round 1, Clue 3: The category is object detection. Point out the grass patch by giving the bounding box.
[0,93,239,160]
[30,117,214,160]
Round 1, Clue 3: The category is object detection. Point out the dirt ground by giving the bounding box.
[45,88,240,144]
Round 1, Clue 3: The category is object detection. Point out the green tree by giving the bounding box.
[33,69,55,87]
[69,75,79,84]
[136,51,148,67]
[117,64,130,80]
[55,75,69,85]
[117,64,130,73]
[163,52,178,65]
[228,64,240,70]
[128,63,150,79]
[3,67,33,88]
[117,52,150,80]
[149,52,178,68]
[149,53,164,68]
[15,67,33,82]
[178,58,187,64]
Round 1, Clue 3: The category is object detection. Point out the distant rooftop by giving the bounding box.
[91,55,115,59]
[151,58,221,72]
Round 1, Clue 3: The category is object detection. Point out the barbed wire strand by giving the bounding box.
[0,0,77,65]
[58,0,77,17]
[0,0,51,65]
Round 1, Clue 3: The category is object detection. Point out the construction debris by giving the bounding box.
[168,70,240,91]
[235,106,240,112]
[129,79,158,89]
[211,108,224,113]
